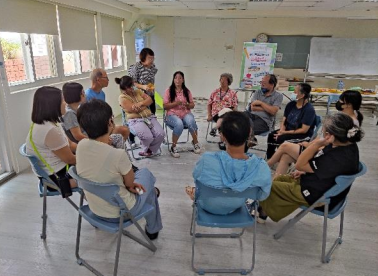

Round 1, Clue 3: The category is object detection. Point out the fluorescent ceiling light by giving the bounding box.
[148,0,177,2]
[249,0,283,2]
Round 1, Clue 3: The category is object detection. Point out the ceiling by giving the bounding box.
[114,0,378,18]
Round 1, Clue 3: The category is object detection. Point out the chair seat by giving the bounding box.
[79,203,154,233]
[196,204,255,228]
[38,181,81,197]
[300,199,347,219]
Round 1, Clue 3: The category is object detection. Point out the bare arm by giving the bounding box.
[70,127,87,142]
[258,101,280,115]
[207,104,213,121]
[282,124,311,135]
[295,138,332,173]
[52,145,76,165]
[122,169,146,194]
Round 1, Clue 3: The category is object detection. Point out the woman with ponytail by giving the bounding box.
[256,112,363,223]
[336,90,363,126]
[117,76,164,157]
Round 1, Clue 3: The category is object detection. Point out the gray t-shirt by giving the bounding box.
[62,106,87,143]
[247,90,283,128]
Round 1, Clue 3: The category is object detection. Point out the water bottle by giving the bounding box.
[337,80,345,90]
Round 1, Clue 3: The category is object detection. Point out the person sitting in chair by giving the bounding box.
[266,83,316,159]
[245,74,283,135]
[185,111,271,215]
[256,113,363,223]
[207,73,238,137]
[163,71,200,158]
[118,75,165,157]
[76,99,162,240]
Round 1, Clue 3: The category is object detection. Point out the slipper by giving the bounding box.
[155,187,160,198]
[185,186,195,200]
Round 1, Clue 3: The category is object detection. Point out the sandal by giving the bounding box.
[155,187,160,198]
[185,186,195,200]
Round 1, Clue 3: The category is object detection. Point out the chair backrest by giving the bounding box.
[68,166,127,210]
[310,115,322,141]
[324,162,367,199]
[19,143,57,186]
[195,181,261,215]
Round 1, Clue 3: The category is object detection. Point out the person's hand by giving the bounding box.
[142,84,149,91]
[128,183,146,194]
[207,114,213,122]
[108,136,113,145]
[132,104,141,112]
[291,170,305,179]
[298,141,309,147]
[252,100,263,106]
[316,134,334,147]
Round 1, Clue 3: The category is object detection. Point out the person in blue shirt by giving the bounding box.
[85,68,107,102]
[185,111,272,215]
[266,83,316,159]
[85,68,130,142]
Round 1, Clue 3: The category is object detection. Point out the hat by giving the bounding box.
[218,108,233,118]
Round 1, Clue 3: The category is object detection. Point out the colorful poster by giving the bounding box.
[239,42,277,89]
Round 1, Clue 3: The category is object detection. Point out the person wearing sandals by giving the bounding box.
[185,111,271,215]
[76,99,162,240]
[207,73,238,143]
[256,113,363,224]
[163,71,201,158]
[118,75,165,157]
[26,86,77,193]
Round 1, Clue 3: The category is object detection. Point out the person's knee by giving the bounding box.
[173,121,184,137]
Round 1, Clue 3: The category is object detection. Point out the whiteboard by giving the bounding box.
[173,18,236,68]
[308,38,378,75]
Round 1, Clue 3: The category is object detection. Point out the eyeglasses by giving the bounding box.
[100,76,109,80]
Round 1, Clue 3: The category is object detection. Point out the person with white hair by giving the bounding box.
[207,73,238,138]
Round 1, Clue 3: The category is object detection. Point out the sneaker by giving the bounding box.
[145,228,159,240]
[170,145,180,158]
[192,141,201,154]
[139,150,152,157]
[209,128,217,137]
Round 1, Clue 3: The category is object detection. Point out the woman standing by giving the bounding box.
[118,76,164,157]
[163,71,201,158]
[128,48,158,114]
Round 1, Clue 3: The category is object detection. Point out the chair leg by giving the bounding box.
[41,182,47,240]
[191,204,255,275]
[323,208,345,263]
[113,217,125,276]
[122,215,157,252]
[321,204,329,263]
[205,121,218,144]
[273,205,316,240]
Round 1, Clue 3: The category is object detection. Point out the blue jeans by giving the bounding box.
[94,168,163,234]
[165,113,198,137]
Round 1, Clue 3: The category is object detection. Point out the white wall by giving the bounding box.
[5,71,127,172]
[150,17,378,99]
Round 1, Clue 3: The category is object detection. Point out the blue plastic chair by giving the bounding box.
[68,166,157,276]
[19,144,81,239]
[274,162,367,263]
[190,181,262,275]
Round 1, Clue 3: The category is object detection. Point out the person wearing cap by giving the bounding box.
[207,73,238,137]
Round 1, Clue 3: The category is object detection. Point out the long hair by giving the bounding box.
[168,71,190,103]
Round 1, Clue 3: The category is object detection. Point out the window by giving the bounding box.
[135,28,146,61]
[0,32,32,85]
[102,45,123,70]
[31,34,57,79]
[0,32,57,86]
[62,50,96,76]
